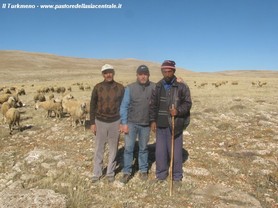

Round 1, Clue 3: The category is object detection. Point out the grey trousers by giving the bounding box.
[93,119,120,177]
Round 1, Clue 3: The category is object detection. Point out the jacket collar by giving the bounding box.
[157,76,178,88]
[136,80,150,87]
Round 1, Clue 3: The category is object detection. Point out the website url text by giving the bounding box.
[2,3,123,10]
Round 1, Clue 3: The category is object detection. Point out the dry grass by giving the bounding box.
[0,50,278,207]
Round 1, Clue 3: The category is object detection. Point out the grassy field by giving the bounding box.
[0,51,277,207]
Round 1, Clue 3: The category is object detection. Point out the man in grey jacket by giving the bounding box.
[120,65,155,183]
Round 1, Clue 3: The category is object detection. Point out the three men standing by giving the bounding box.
[90,61,191,184]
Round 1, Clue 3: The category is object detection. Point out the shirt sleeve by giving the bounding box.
[89,86,98,125]
[120,86,130,125]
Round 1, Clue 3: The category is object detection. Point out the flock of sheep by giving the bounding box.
[0,86,90,135]
[34,93,89,128]
[193,80,267,88]
[0,96,21,135]
[0,88,24,134]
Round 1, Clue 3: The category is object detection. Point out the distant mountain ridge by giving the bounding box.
[0,50,194,84]
[0,50,277,80]
[0,50,191,73]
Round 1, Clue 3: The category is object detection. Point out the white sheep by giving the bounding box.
[61,93,87,129]
[69,102,87,129]
[35,100,63,119]
[34,93,46,103]
[0,93,23,107]
[62,93,74,102]
[84,99,90,120]
[0,93,11,104]
[48,93,55,100]
[18,88,26,95]
[10,93,24,108]
[62,98,87,128]
[5,107,21,135]
[61,93,74,115]
[1,96,16,123]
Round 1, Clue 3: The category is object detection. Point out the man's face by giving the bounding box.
[162,68,175,82]
[137,73,149,84]
[102,69,114,82]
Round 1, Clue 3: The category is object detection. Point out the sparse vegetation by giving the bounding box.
[0,51,277,207]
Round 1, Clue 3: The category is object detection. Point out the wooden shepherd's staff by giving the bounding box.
[169,104,175,196]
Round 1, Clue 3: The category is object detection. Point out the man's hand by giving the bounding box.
[90,124,96,135]
[120,124,129,134]
[151,122,157,132]
[169,107,178,117]
[177,77,184,83]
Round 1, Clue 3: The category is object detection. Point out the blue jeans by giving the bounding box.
[122,123,150,174]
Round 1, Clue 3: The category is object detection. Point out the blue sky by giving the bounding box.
[1,0,277,72]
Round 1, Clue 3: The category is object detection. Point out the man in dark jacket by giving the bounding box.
[150,60,192,184]
[90,64,124,183]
